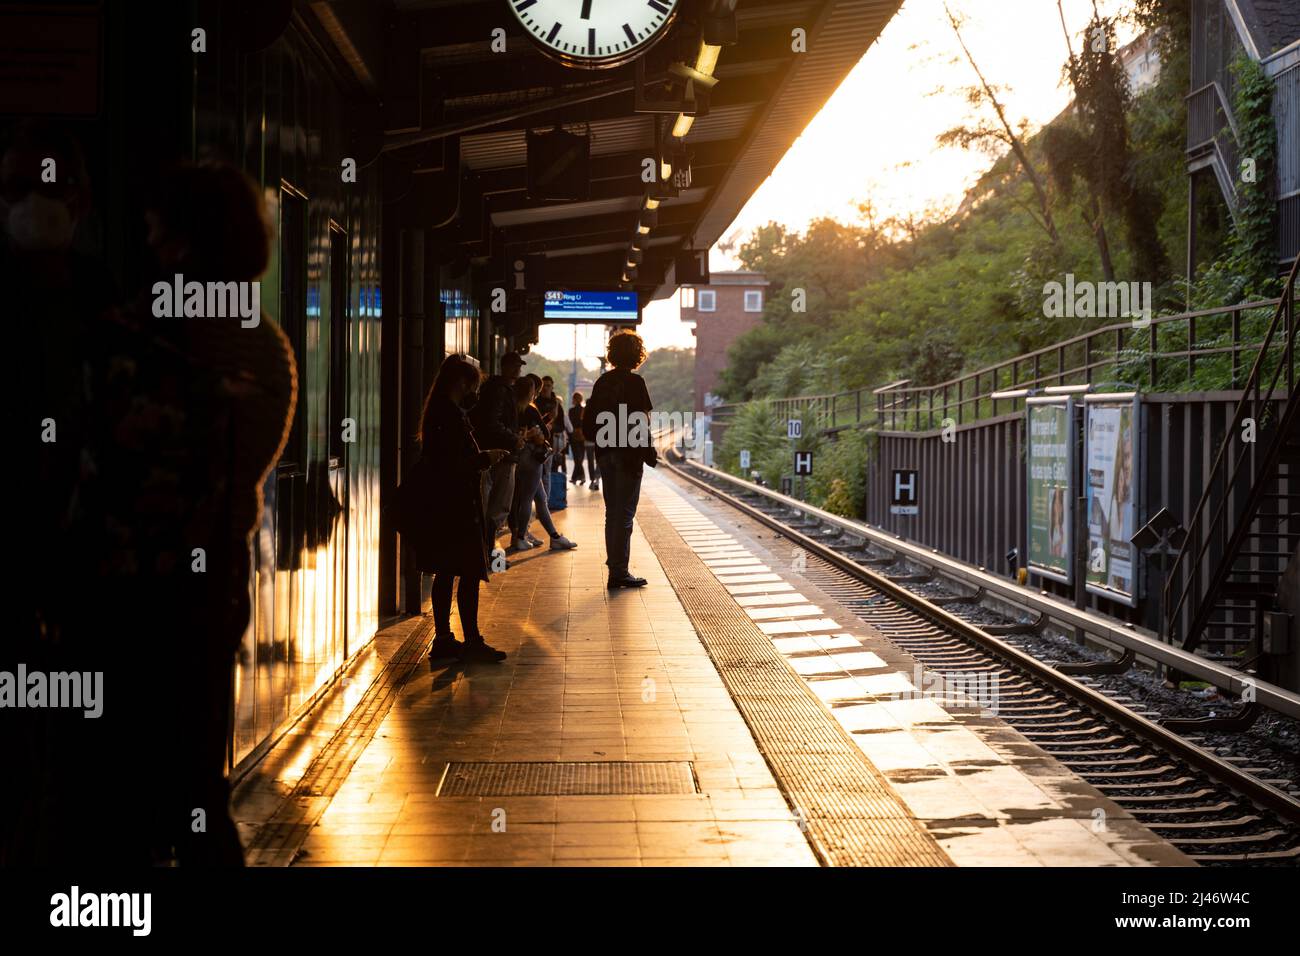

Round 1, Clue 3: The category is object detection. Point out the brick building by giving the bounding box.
[681,270,770,415]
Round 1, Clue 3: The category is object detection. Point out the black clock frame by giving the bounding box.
[507,0,682,70]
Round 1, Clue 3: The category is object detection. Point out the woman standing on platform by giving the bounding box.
[411,354,510,663]
[507,375,578,553]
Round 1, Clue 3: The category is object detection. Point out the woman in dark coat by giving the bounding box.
[412,354,510,663]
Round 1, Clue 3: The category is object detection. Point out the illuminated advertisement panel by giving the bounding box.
[1026,397,1073,584]
[1084,394,1141,606]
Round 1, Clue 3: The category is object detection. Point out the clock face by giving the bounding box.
[508,0,680,68]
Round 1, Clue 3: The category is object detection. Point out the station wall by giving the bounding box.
[866,393,1293,637]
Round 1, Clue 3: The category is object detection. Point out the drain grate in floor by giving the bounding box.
[436,760,698,797]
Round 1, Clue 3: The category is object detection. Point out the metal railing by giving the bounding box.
[712,297,1284,435]
[1187,81,1241,208]
[1163,255,1299,652]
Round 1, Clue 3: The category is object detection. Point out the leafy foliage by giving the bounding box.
[637,347,694,415]
[1187,55,1280,307]
[709,0,1287,504]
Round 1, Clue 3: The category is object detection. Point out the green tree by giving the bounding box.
[638,347,695,415]
[1042,6,1169,287]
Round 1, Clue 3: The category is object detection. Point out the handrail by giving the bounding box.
[1186,81,1241,145]
[712,296,1283,433]
[1162,256,1299,649]
[1186,82,1241,209]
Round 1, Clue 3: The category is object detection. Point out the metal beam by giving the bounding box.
[383,79,635,151]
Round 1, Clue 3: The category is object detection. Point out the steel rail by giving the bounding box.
[662,453,1300,826]
[668,455,1300,722]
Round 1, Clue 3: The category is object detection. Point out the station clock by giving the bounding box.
[507,0,681,68]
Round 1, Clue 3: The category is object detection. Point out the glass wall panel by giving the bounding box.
[194,20,384,771]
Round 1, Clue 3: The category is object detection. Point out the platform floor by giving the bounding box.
[232,467,1189,867]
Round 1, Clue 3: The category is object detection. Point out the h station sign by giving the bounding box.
[890,469,918,515]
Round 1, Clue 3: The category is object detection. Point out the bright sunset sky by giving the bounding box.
[534,0,1138,366]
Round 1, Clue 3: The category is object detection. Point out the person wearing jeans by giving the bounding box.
[569,392,600,487]
[469,352,525,538]
[507,375,577,553]
[594,450,643,582]
[584,330,657,588]
[512,445,574,550]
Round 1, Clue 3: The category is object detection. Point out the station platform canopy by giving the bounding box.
[318,0,903,326]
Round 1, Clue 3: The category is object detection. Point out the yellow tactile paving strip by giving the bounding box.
[646,470,1190,866]
[637,496,953,867]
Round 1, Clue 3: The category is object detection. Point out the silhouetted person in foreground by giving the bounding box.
[37,161,297,865]
[405,354,510,663]
[585,330,657,589]
[135,161,298,863]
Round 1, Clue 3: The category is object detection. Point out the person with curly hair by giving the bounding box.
[583,330,657,588]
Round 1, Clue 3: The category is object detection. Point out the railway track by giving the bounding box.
[664,454,1300,865]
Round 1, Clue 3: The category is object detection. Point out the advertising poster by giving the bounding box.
[1026,399,1072,583]
[1084,396,1140,605]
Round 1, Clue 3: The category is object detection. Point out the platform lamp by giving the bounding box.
[1043,384,1093,396]
[703,0,739,46]
[638,206,659,233]
[990,386,1039,417]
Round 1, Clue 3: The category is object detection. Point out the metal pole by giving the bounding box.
[570,324,578,397]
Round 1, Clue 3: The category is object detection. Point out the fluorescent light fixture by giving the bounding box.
[1044,384,1092,395]
[696,42,721,77]
[990,388,1032,400]
[672,113,694,138]
[643,197,660,211]
[636,223,650,235]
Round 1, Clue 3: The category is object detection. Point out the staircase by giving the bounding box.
[1164,257,1299,666]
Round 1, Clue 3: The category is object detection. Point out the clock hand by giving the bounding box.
[581,0,592,19]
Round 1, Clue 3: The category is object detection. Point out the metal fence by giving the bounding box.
[865,392,1291,632]
[711,297,1283,440]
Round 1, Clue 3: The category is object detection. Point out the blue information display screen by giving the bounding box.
[542,290,638,322]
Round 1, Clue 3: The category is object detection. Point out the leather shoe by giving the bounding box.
[607,574,648,589]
